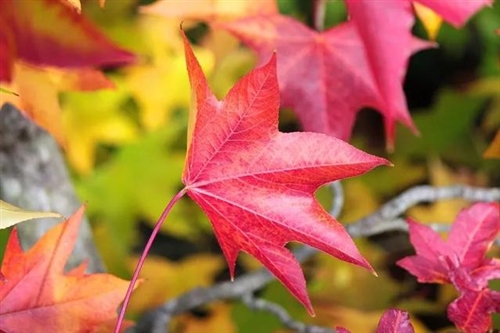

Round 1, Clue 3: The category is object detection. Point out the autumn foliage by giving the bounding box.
[0,0,499,332]
[0,206,134,333]
[398,203,500,333]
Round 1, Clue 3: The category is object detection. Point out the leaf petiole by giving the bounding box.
[114,187,188,333]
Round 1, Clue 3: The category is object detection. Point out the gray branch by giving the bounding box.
[0,104,105,273]
[346,185,500,237]
[131,184,499,332]
[241,293,335,333]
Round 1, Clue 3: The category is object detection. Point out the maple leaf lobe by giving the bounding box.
[181,32,390,314]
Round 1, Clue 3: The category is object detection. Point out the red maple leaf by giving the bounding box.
[376,309,415,333]
[220,13,429,148]
[0,0,135,82]
[0,206,135,333]
[180,31,390,313]
[116,29,389,329]
[397,202,500,332]
[342,0,491,144]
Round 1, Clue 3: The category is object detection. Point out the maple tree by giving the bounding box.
[0,0,498,332]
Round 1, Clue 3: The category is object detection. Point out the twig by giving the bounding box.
[329,181,344,218]
[312,0,327,31]
[131,185,500,332]
[241,293,335,333]
[346,185,500,237]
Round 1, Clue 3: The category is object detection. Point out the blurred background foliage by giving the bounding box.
[7,0,499,331]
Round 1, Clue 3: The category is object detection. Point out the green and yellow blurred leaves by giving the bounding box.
[414,3,443,40]
[2,63,114,145]
[310,242,400,311]
[62,83,138,174]
[128,254,222,314]
[77,125,211,274]
[396,89,486,160]
[125,15,215,131]
[141,0,277,23]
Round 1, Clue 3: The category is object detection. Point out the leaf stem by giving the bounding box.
[114,187,188,333]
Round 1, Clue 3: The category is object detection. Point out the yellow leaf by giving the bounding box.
[62,80,138,174]
[127,254,223,314]
[141,0,277,22]
[124,16,214,131]
[341,180,379,223]
[484,130,500,158]
[0,200,61,229]
[414,3,443,40]
[1,62,114,146]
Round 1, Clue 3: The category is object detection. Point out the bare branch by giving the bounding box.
[329,181,344,218]
[346,185,500,237]
[241,293,335,333]
[131,185,500,332]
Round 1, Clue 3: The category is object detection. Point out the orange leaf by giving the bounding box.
[0,206,135,333]
[1,63,114,145]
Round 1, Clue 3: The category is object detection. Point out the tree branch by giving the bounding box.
[346,185,500,237]
[131,185,500,332]
[241,293,335,333]
[0,104,105,273]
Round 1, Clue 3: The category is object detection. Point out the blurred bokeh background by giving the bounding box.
[1,0,499,332]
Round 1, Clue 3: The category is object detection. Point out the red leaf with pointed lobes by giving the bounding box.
[219,14,430,148]
[0,0,135,82]
[343,0,491,145]
[376,309,415,333]
[344,0,431,147]
[396,219,452,284]
[397,202,500,284]
[398,203,500,333]
[446,202,500,268]
[181,33,390,314]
